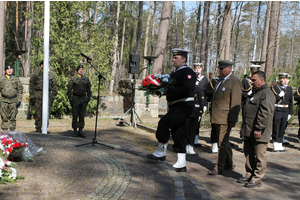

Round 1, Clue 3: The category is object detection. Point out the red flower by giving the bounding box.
[142,79,150,86]
[11,142,22,149]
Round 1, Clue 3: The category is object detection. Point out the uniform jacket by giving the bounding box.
[204,77,219,102]
[166,65,196,103]
[211,73,242,124]
[29,69,57,100]
[294,86,300,104]
[241,77,252,104]
[0,76,23,103]
[196,75,209,107]
[67,74,92,102]
[190,86,205,118]
[271,84,293,114]
[240,83,275,142]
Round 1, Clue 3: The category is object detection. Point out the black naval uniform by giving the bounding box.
[156,65,196,153]
[185,85,205,147]
[294,86,300,139]
[241,75,252,105]
[204,77,219,143]
[271,84,293,143]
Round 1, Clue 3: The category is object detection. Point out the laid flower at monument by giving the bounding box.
[0,133,27,183]
[139,74,176,97]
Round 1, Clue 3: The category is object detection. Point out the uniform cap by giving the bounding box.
[217,60,233,67]
[250,61,265,65]
[5,65,13,70]
[278,72,289,78]
[249,64,261,70]
[287,74,292,79]
[76,65,84,71]
[172,48,189,57]
[193,63,203,68]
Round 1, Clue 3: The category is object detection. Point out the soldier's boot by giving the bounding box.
[10,128,15,132]
[78,128,86,138]
[73,128,78,138]
[36,128,42,133]
[2,128,8,131]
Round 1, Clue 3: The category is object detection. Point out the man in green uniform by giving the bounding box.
[29,61,57,133]
[67,65,92,138]
[0,65,23,131]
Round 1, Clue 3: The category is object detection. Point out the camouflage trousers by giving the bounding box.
[0,101,18,130]
[34,99,51,129]
[72,100,87,129]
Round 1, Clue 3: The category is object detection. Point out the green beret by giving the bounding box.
[218,60,233,67]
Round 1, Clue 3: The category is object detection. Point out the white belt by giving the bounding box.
[169,97,194,105]
[195,105,200,108]
[275,104,288,108]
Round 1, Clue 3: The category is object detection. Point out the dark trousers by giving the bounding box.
[72,100,87,129]
[298,109,300,139]
[244,139,268,183]
[272,110,288,143]
[156,102,193,153]
[185,117,198,146]
[210,125,218,143]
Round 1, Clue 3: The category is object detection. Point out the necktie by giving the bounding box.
[215,78,224,92]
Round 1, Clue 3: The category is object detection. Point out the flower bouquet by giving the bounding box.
[139,74,176,97]
[0,133,27,183]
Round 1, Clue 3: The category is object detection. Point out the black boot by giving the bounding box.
[78,128,86,138]
[73,128,78,137]
[36,128,42,133]
[2,128,8,131]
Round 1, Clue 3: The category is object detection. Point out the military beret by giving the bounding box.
[40,60,44,66]
[278,73,289,78]
[193,63,203,68]
[76,65,84,71]
[172,48,189,57]
[218,60,233,67]
[249,64,261,70]
[250,61,265,65]
[5,65,13,70]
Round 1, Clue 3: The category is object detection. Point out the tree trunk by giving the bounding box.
[193,2,201,63]
[23,1,33,77]
[233,2,243,67]
[181,1,185,49]
[273,1,283,69]
[174,2,178,47]
[15,1,19,49]
[0,1,5,76]
[119,2,127,79]
[150,1,157,55]
[200,1,210,71]
[260,1,271,71]
[216,2,222,62]
[252,1,262,61]
[289,1,297,70]
[142,1,153,79]
[109,1,120,95]
[219,1,232,60]
[265,1,279,78]
[152,1,172,74]
[135,1,143,55]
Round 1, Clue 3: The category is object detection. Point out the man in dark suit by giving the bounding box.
[147,48,196,172]
[208,60,242,175]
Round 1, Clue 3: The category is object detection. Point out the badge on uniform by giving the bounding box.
[222,87,225,91]
[187,74,192,79]
[250,97,254,101]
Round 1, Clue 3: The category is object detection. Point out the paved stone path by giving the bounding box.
[0,119,299,200]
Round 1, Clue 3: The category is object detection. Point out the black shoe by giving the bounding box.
[237,176,249,183]
[73,128,78,137]
[10,128,15,131]
[244,180,262,188]
[224,165,236,170]
[283,142,290,146]
[2,128,8,131]
[36,128,42,133]
[173,166,187,172]
[207,169,222,175]
[147,154,166,161]
[78,128,86,138]
[194,143,202,147]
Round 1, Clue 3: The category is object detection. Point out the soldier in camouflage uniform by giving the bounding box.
[67,65,91,138]
[0,65,23,131]
[29,61,57,133]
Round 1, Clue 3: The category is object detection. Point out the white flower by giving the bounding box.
[9,167,17,179]
[154,74,161,79]
[0,158,4,169]
[162,74,170,78]
[162,78,169,82]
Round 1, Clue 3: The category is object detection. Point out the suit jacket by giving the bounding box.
[211,74,242,124]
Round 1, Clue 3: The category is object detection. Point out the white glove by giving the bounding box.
[287,114,291,121]
[279,91,285,97]
[203,106,207,113]
[198,116,201,122]
[247,90,252,96]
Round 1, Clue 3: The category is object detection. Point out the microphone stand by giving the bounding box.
[76,59,114,149]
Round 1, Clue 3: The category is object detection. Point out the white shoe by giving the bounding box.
[273,142,285,152]
[173,153,187,172]
[152,143,167,157]
[186,145,196,154]
[212,142,218,153]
